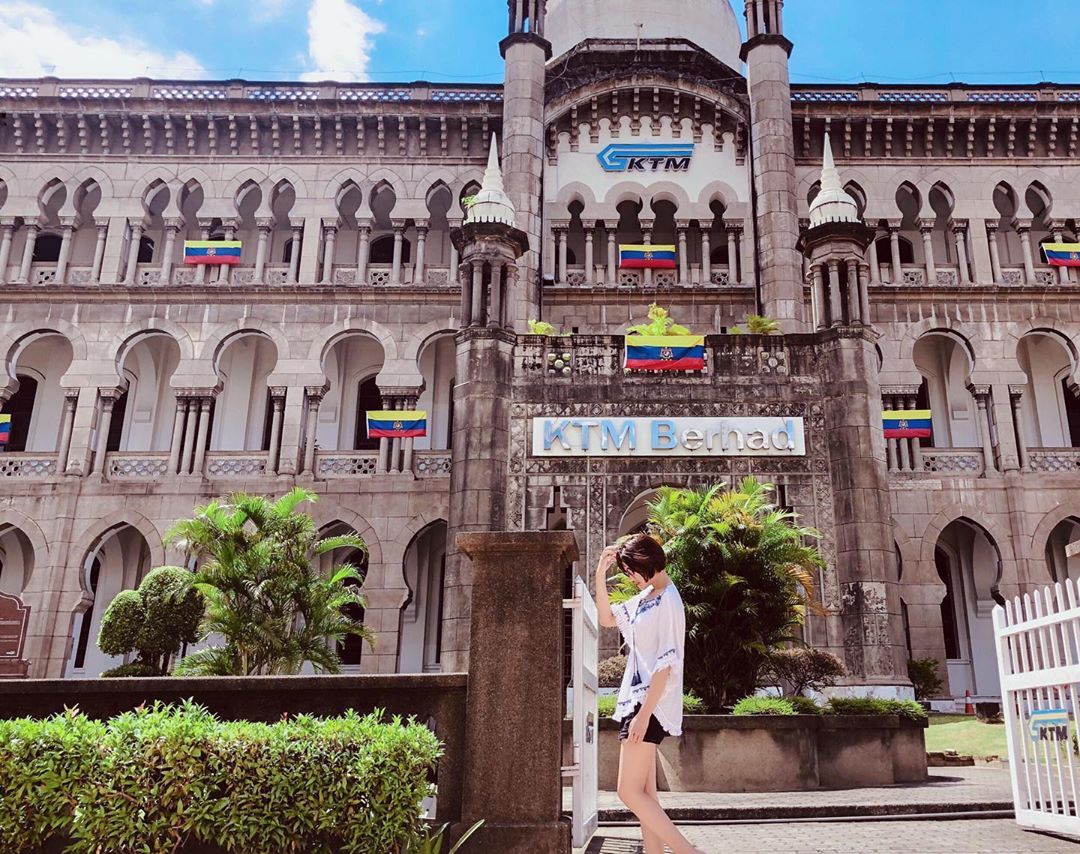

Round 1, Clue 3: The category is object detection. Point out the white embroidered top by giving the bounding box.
[611,583,686,736]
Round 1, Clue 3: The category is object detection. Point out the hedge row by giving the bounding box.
[732,695,928,720]
[0,701,441,854]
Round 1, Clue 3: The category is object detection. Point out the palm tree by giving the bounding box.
[633,479,824,711]
[167,488,374,676]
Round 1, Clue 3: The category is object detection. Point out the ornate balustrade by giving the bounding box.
[414,451,452,478]
[204,452,268,478]
[106,452,170,479]
[316,451,379,478]
[919,449,984,475]
[554,264,745,288]
[0,453,58,478]
[1028,449,1080,473]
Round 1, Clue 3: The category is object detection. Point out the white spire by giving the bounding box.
[465,134,517,227]
[808,132,860,228]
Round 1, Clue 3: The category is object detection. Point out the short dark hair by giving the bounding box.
[617,533,666,581]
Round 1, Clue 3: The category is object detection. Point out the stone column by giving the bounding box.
[216,222,236,284]
[302,386,324,475]
[55,389,79,474]
[858,263,871,328]
[827,260,842,327]
[951,220,971,284]
[812,264,827,330]
[919,220,937,285]
[267,388,285,474]
[883,393,898,473]
[274,386,305,477]
[414,220,428,283]
[970,385,996,474]
[91,390,118,476]
[555,226,568,284]
[160,220,180,286]
[253,219,271,283]
[287,224,302,284]
[191,396,213,476]
[400,392,421,476]
[725,221,739,283]
[470,260,485,326]
[845,259,861,325]
[167,395,186,474]
[677,221,690,284]
[583,227,595,285]
[1052,224,1071,284]
[896,394,911,473]
[0,219,14,284]
[888,222,903,285]
[867,230,881,283]
[320,220,338,284]
[54,222,75,284]
[298,215,322,284]
[390,220,406,285]
[906,395,924,473]
[194,222,211,285]
[1017,221,1036,284]
[389,397,404,475]
[986,223,1004,283]
[700,221,712,284]
[967,217,994,284]
[1010,386,1030,471]
[89,222,108,285]
[489,262,505,329]
[16,223,38,284]
[356,221,372,285]
[641,221,653,286]
[181,397,199,474]
[123,223,143,286]
[448,219,461,284]
[456,531,577,854]
[459,260,474,327]
[606,226,617,284]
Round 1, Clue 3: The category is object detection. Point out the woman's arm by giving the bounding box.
[594,546,620,628]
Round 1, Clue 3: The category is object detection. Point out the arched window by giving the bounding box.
[354,376,383,450]
[32,233,62,263]
[281,238,295,264]
[105,390,129,453]
[338,548,369,667]
[137,236,155,263]
[1,374,38,452]
[369,235,411,264]
[935,546,961,660]
[73,558,101,670]
[874,235,915,264]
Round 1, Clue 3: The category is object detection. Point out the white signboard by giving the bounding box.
[532,417,806,457]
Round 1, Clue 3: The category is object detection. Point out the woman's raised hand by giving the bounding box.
[597,545,619,580]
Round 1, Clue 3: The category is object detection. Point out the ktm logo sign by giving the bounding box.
[596,143,695,173]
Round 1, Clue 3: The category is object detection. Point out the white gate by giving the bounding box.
[994,581,1080,838]
[563,575,599,848]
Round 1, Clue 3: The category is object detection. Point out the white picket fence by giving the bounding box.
[994,581,1080,838]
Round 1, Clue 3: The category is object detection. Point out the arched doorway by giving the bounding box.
[1045,517,1080,584]
[398,521,447,674]
[316,521,370,671]
[0,525,35,598]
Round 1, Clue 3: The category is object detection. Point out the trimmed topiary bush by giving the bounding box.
[732,696,796,717]
[827,697,927,722]
[764,648,846,697]
[0,702,440,854]
[907,658,945,700]
[788,695,824,715]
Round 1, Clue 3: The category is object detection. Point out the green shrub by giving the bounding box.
[597,694,704,717]
[682,693,706,715]
[598,655,627,689]
[764,648,845,696]
[788,695,823,715]
[732,696,796,716]
[0,701,440,854]
[100,662,161,678]
[908,658,945,700]
[828,697,927,722]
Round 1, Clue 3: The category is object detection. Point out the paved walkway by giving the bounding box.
[585,819,1077,853]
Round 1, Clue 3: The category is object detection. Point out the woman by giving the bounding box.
[595,533,705,854]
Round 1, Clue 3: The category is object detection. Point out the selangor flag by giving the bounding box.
[1043,244,1080,268]
[619,244,677,270]
[0,414,9,446]
[183,240,242,265]
[366,411,428,439]
[625,336,706,372]
[883,410,932,440]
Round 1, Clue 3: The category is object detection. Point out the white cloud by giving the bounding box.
[300,0,385,82]
[0,2,205,78]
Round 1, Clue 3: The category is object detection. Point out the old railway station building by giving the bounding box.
[0,0,1078,704]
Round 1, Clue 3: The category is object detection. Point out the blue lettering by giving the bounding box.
[543,419,572,451]
[571,420,601,451]
[601,419,637,451]
[651,420,677,450]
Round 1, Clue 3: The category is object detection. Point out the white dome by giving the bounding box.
[546,0,744,68]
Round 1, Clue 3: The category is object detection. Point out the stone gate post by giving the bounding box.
[455,531,577,854]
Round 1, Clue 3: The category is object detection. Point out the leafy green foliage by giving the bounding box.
[908,658,945,700]
[597,693,704,718]
[640,479,825,711]
[788,695,824,715]
[97,566,203,676]
[0,702,440,854]
[728,314,782,335]
[100,662,161,678]
[764,648,846,697]
[732,696,796,716]
[403,820,484,854]
[167,488,374,676]
[527,319,566,336]
[627,302,694,337]
[828,697,928,722]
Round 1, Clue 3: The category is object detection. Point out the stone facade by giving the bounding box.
[0,1,1079,700]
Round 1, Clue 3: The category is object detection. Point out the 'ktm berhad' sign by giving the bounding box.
[532,417,805,457]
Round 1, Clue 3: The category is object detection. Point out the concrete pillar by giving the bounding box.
[167,395,186,474]
[701,223,712,284]
[812,264,827,330]
[1011,387,1030,471]
[389,397,403,474]
[919,221,936,285]
[986,224,1003,283]
[216,222,235,285]
[896,395,911,473]
[356,222,372,284]
[556,226,568,284]
[606,227,617,284]
[583,228,594,285]
[726,224,739,283]
[858,263,872,328]
[967,217,994,284]
[90,222,108,285]
[827,260,842,327]
[191,396,212,476]
[906,395,924,472]
[181,398,199,474]
[456,531,577,854]
[91,391,117,476]
[0,220,14,284]
[55,389,79,474]
[123,223,142,286]
[677,222,690,284]
[414,221,428,282]
[55,223,74,284]
[641,223,653,287]
[888,224,903,285]
[253,219,271,283]
[448,219,461,285]
[287,224,302,285]
[302,387,324,475]
[298,216,322,284]
[194,223,211,285]
[951,220,971,284]
[275,386,305,476]
[267,389,285,474]
[320,221,337,285]
[867,232,881,284]
[971,385,996,474]
[489,262,505,329]
[742,25,806,330]
[460,260,474,327]
[17,224,38,284]
[1053,228,1071,284]
[160,221,180,286]
[471,261,485,325]
[1018,222,1036,284]
[391,220,406,285]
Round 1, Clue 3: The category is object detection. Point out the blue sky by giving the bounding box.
[0,0,1076,85]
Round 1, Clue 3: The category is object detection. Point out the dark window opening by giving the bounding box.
[282,238,295,264]
[916,379,934,448]
[137,236,155,264]
[2,374,38,452]
[32,233,62,263]
[337,548,369,666]
[354,377,383,451]
[261,393,276,451]
[566,248,577,265]
[875,235,915,265]
[1062,379,1080,448]
[73,558,101,669]
[105,390,129,453]
[446,377,455,451]
[935,546,961,660]
[369,235,411,264]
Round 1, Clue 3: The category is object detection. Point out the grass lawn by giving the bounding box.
[925,716,1008,758]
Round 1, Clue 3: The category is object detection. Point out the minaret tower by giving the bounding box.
[799,135,910,694]
[442,138,530,670]
[500,0,550,330]
[741,0,807,331]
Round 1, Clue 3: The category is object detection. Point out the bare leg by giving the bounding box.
[617,741,703,854]
[642,751,664,854]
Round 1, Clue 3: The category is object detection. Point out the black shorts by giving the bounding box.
[618,705,668,745]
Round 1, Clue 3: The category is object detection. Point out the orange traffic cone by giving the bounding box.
[964,690,975,715]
